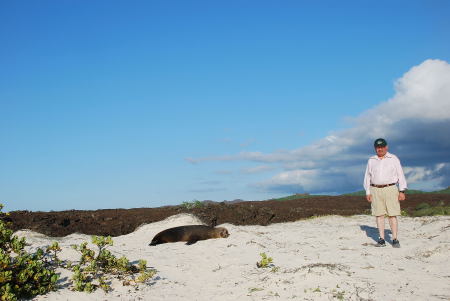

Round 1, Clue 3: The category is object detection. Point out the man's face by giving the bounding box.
[375,145,388,157]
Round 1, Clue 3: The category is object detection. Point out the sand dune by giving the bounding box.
[15,214,450,300]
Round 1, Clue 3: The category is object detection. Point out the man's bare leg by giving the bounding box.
[388,216,398,240]
[376,215,385,239]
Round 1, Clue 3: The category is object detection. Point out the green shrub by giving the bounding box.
[0,204,59,301]
[415,203,431,210]
[413,205,450,217]
[1,203,157,298]
[400,210,409,217]
[181,200,204,209]
[71,235,156,292]
[399,201,450,217]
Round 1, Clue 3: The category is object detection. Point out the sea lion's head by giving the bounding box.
[215,227,230,238]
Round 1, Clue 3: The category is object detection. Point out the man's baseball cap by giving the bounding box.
[374,138,387,147]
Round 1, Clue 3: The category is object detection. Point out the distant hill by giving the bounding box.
[343,190,428,196]
[202,199,246,205]
[271,186,450,200]
[434,186,450,194]
[269,193,323,201]
[343,186,450,196]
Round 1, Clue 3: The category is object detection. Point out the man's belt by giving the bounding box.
[370,183,396,188]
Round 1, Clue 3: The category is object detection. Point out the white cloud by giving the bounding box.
[257,165,363,194]
[188,59,450,194]
[404,163,448,184]
[355,59,450,130]
[241,165,276,174]
[256,169,321,191]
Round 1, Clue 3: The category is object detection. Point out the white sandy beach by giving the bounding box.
[15,214,450,301]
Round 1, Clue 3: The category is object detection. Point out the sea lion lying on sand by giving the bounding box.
[149,225,230,245]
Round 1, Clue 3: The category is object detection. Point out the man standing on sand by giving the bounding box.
[364,138,407,248]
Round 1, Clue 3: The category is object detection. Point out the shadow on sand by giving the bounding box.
[360,225,393,243]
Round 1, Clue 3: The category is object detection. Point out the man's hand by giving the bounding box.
[398,192,406,201]
[366,194,372,202]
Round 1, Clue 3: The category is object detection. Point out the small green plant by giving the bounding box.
[181,199,204,210]
[256,252,273,268]
[0,204,59,301]
[334,290,345,300]
[45,241,62,268]
[71,265,95,293]
[248,287,264,293]
[134,260,156,283]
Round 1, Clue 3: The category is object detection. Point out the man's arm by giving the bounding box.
[395,156,407,201]
[396,159,407,192]
[363,160,372,202]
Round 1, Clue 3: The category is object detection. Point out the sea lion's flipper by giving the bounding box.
[186,235,201,245]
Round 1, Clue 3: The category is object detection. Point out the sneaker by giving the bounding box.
[376,238,386,247]
[392,239,401,248]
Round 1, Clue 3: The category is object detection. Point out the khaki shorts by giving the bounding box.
[370,185,401,216]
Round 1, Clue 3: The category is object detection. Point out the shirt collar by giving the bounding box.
[371,152,393,160]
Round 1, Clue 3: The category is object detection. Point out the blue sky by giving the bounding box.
[1,1,450,211]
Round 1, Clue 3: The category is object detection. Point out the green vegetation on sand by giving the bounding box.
[409,202,450,217]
